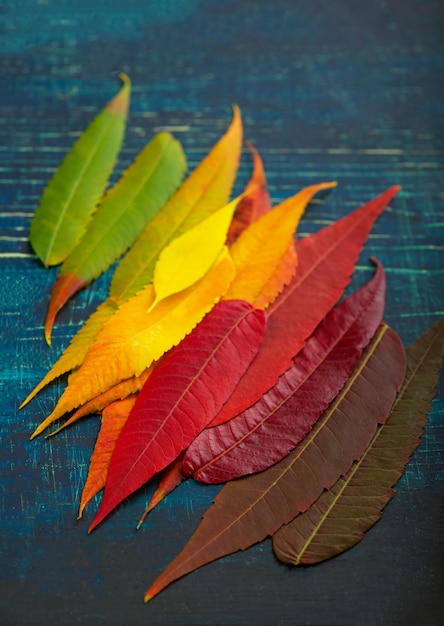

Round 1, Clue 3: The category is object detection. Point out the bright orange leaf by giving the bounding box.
[78,396,136,519]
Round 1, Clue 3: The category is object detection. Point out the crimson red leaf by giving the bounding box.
[210,186,400,427]
[88,300,267,531]
[184,258,386,483]
[144,323,406,602]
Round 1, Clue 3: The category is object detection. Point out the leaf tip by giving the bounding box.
[44,322,53,346]
[118,72,131,89]
[29,428,39,441]
[106,73,131,116]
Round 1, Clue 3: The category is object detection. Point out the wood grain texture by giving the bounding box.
[1,1,443,625]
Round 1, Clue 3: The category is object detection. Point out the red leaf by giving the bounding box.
[210,186,400,427]
[184,259,386,483]
[88,300,267,531]
[226,142,271,245]
[144,323,406,602]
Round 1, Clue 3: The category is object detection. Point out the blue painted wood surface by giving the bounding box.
[1,1,443,624]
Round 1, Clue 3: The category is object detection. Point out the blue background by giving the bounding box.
[1,1,443,624]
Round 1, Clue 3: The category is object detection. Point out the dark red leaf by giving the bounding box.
[184,259,386,483]
[272,317,444,565]
[210,186,400,427]
[88,300,267,531]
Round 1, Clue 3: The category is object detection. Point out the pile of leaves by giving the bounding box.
[22,75,444,603]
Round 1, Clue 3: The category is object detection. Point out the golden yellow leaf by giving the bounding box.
[149,197,240,311]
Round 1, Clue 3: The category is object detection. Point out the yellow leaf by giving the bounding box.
[224,181,337,308]
[30,247,235,438]
[149,196,240,311]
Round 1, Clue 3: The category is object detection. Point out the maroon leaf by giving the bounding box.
[272,316,444,565]
[184,258,386,483]
[210,186,400,427]
[144,322,406,602]
[88,300,267,531]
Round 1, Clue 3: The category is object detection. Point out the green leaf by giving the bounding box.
[29,73,131,267]
[272,317,444,565]
[44,131,187,344]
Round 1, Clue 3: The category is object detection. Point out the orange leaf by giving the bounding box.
[137,454,187,528]
[78,396,136,519]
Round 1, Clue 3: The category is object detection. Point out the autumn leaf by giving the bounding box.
[223,181,337,309]
[29,74,131,267]
[144,323,406,602]
[211,186,400,427]
[226,141,271,245]
[272,316,444,565]
[21,106,243,407]
[44,131,187,344]
[30,248,235,438]
[78,396,137,519]
[88,300,267,531]
[185,258,386,483]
